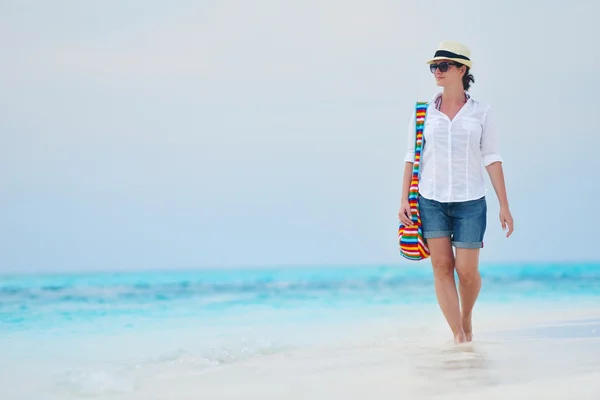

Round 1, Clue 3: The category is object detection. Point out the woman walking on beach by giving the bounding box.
[398,41,514,344]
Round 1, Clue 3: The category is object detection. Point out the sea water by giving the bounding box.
[1,263,600,399]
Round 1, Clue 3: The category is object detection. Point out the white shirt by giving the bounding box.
[404,92,502,203]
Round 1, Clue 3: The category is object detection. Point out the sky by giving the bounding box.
[1,0,599,273]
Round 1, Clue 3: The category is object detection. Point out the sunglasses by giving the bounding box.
[429,61,461,73]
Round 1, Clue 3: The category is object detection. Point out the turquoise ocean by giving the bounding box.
[2,263,600,399]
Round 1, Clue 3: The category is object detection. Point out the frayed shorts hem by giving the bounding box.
[423,230,452,239]
[452,241,483,249]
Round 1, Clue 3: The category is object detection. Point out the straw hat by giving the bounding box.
[426,41,473,69]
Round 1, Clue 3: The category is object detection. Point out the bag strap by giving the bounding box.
[408,102,428,204]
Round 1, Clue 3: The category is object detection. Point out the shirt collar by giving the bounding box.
[428,91,475,110]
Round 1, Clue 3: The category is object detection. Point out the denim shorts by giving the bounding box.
[418,195,487,249]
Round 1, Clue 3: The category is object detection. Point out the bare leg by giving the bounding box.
[455,248,481,342]
[427,237,466,344]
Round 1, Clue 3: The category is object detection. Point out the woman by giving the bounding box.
[398,41,514,344]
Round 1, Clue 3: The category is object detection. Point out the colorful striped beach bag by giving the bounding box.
[398,101,430,261]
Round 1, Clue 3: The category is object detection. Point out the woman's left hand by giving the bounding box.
[499,206,514,238]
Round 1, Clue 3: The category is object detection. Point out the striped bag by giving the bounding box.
[398,101,430,261]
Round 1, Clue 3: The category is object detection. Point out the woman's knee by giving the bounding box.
[431,258,454,278]
[456,267,480,283]
[427,237,454,278]
[455,249,481,283]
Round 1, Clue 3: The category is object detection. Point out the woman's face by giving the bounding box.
[430,59,465,88]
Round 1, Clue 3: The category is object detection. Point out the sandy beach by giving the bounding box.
[136,307,600,400]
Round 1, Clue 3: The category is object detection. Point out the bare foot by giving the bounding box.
[454,331,467,344]
[462,313,473,342]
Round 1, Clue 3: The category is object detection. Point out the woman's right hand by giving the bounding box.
[398,201,414,227]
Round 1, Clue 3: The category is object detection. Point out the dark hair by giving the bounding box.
[461,65,475,91]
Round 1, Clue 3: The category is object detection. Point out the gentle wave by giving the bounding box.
[1,264,599,330]
[1,264,599,301]
[2,263,599,290]
[53,338,283,397]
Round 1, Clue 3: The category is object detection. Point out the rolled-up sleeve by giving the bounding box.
[480,106,503,166]
[404,113,416,163]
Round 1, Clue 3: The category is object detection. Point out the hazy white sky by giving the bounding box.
[1,0,598,272]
